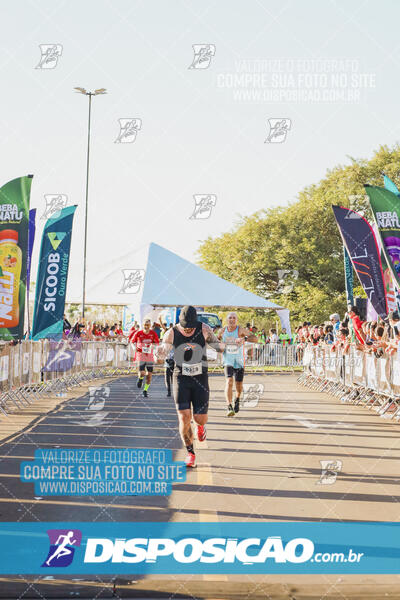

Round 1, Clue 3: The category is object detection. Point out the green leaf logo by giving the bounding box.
[47,232,66,251]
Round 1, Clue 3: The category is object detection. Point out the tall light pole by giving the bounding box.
[74,87,107,319]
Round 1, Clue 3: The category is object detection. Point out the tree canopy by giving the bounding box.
[197,145,400,325]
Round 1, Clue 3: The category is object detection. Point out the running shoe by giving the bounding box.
[143,390,148,398]
[227,404,235,417]
[234,398,240,414]
[197,425,206,442]
[137,378,143,388]
[185,452,196,468]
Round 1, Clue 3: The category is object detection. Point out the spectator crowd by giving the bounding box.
[62,317,175,342]
[290,306,400,359]
[60,307,400,360]
[62,315,127,340]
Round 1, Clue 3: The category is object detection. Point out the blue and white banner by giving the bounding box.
[32,205,76,340]
[0,522,400,574]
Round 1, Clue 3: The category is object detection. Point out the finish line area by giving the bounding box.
[2,371,400,524]
[0,372,399,598]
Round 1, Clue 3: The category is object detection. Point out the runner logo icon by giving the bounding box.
[35,44,63,69]
[119,269,145,294]
[264,118,291,143]
[42,194,68,220]
[317,460,342,485]
[242,383,264,408]
[188,44,216,69]
[189,195,217,220]
[114,118,142,143]
[42,529,82,567]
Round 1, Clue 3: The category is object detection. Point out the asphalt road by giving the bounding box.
[1,371,400,598]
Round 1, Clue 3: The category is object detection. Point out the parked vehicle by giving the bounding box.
[160,308,222,330]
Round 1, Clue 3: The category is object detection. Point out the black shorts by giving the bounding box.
[139,361,153,373]
[173,373,209,414]
[224,366,245,382]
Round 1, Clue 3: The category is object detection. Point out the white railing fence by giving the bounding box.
[0,340,301,417]
[0,340,133,417]
[298,344,400,421]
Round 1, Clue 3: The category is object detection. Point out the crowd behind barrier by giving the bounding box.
[299,343,400,420]
[0,338,300,417]
[294,304,400,420]
[0,339,132,417]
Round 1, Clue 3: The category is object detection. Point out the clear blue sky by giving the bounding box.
[1,0,399,304]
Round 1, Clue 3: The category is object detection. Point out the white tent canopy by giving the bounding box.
[140,243,290,333]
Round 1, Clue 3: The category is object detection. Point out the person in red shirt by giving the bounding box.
[131,318,160,397]
[347,306,366,344]
[128,324,137,343]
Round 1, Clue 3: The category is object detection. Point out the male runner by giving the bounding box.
[164,349,175,397]
[131,318,159,397]
[219,312,258,416]
[158,305,225,467]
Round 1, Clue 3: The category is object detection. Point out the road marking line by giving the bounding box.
[282,414,319,428]
[196,461,227,582]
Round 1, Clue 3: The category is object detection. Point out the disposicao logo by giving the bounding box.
[42,529,82,567]
[83,536,314,564]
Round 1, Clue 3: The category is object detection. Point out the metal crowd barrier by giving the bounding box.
[244,343,302,368]
[0,339,137,417]
[206,343,302,371]
[298,343,400,420]
[0,339,302,417]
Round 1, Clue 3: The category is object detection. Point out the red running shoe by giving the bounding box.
[197,425,207,442]
[185,452,196,468]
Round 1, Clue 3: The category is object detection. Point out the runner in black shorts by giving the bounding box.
[224,365,245,382]
[219,312,258,416]
[158,305,225,467]
[164,350,175,397]
[131,319,159,398]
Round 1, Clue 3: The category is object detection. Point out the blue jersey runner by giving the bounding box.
[222,326,245,368]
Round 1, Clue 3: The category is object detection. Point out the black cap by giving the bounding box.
[388,310,400,321]
[179,306,198,328]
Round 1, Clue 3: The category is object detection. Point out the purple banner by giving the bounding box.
[27,208,36,293]
[26,208,36,336]
[332,205,388,318]
[42,340,81,372]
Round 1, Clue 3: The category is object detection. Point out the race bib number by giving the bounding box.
[226,343,238,354]
[142,345,151,354]
[182,362,202,376]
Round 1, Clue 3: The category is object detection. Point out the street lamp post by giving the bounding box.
[74,87,107,319]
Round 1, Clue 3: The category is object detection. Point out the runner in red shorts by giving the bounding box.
[131,319,159,397]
